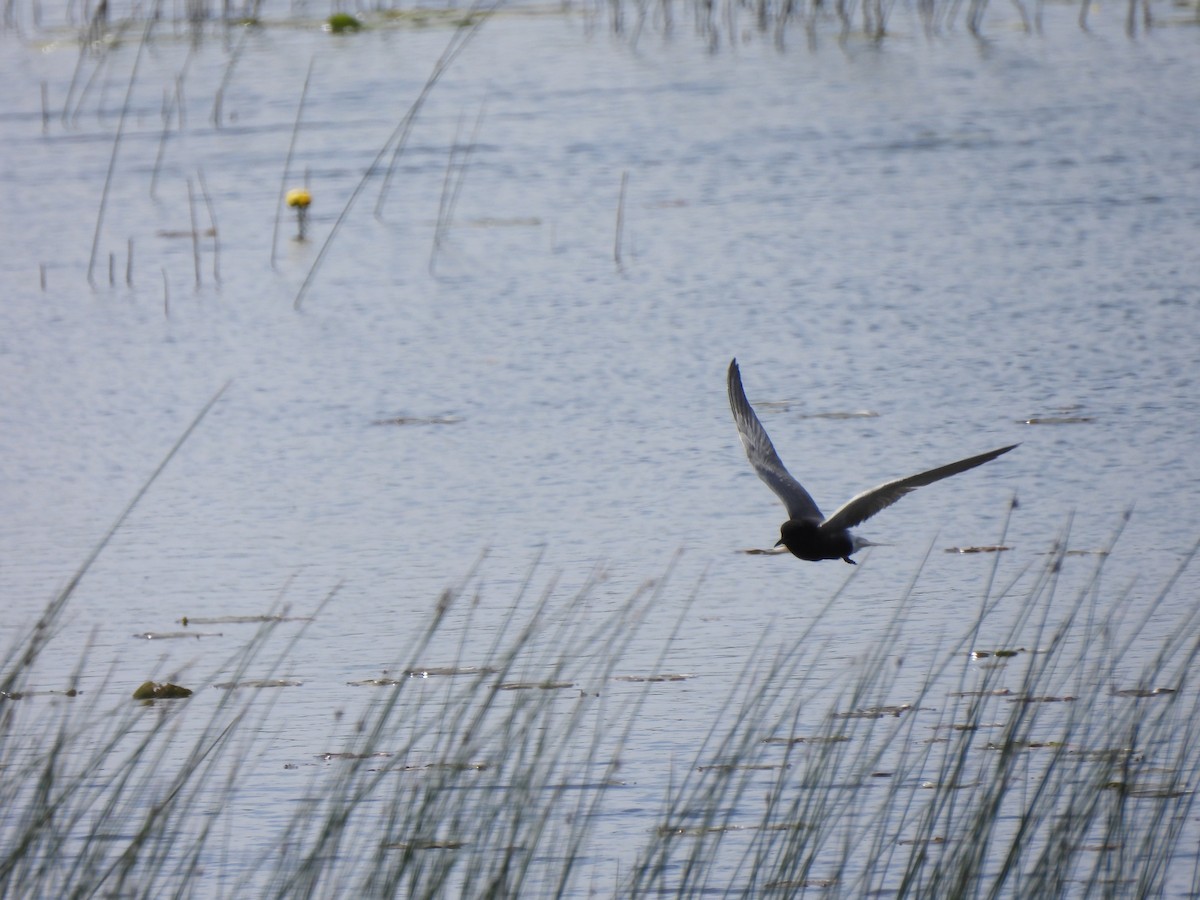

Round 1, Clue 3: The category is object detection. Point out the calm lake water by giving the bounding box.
[2,0,1199,893]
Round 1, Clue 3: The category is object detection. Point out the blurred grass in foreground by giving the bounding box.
[2,505,1199,897]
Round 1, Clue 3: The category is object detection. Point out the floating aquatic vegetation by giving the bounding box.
[613,673,695,683]
[764,878,838,890]
[156,228,217,239]
[740,546,790,555]
[1020,416,1096,425]
[2,688,80,701]
[212,679,302,690]
[697,763,790,772]
[400,762,489,772]
[403,665,497,677]
[831,704,914,719]
[384,839,465,850]
[181,614,312,626]
[753,400,879,420]
[1067,747,1142,762]
[376,7,486,28]
[1115,687,1177,698]
[134,631,221,640]
[460,217,542,227]
[1005,695,1078,703]
[796,410,880,420]
[657,822,808,837]
[132,681,192,700]
[495,680,576,691]
[949,688,1013,697]
[1019,404,1094,425]
[761,735,851,745]
[1102,782,1192,799]
[319,751,393,762]
[349,665,499,685]
[985,740,1067,752]
[970,648,1024,659]
[371,415,463,427]
[946,545,1012,553]
[324,13,363,32]
[933,722,1007,732]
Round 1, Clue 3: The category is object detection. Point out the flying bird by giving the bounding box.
[727,359,1016,564]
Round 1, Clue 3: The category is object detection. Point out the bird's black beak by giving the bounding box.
[774,538,784,548]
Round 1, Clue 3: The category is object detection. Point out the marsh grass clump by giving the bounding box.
[2,519,1199,896]
[325,12,364,32]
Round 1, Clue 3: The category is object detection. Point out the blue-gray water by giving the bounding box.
[1,0,1199,894]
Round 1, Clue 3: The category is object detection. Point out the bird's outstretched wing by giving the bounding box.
[821,444,1018,533]
[728,359,824,522]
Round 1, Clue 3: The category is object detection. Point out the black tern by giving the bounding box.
[728,359,1017,564]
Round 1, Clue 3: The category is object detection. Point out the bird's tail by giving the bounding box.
[851,535,891,552]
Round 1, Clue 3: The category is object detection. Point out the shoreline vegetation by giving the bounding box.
[6,0,1198,48]
[2,406,1199,895]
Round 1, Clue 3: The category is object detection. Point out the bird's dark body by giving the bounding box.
[778,519,855,563]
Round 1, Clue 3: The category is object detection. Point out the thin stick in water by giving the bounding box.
[614,170,628,270]
[187,176,202,288]
[196,168,221,285]
[87,17,153,286]
[373,0,502,219]
[151,87,175,201]
[211,22,251,129]
[295,0,502,311]
[431,95,489,276]
[10,380,231,677]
